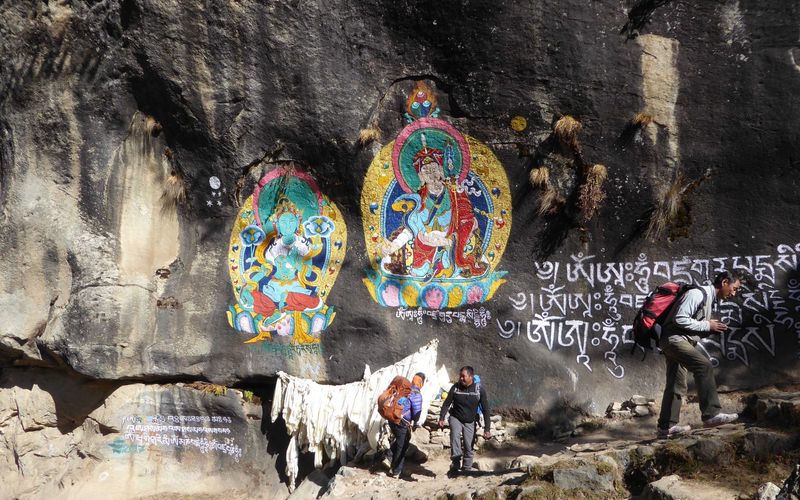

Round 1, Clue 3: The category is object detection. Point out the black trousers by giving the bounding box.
[388,422,411,474]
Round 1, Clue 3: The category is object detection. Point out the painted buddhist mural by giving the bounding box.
[226,166,346,348]
[362,82,512,309]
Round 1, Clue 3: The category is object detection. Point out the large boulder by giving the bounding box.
[551,458,617,492]
[0,368,287,499]
[288,469,332,500]
[745,393,800,428]
[641,474,739,500]
[758,482,781,500]
[742,429,798,459]
[687,438,734,465]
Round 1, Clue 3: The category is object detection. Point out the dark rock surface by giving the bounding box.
[1,0,799,423]
[745,391,800,428]
[743,428,798,459]
[780,463,800,500]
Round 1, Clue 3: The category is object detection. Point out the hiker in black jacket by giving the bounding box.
[438,366,491,474]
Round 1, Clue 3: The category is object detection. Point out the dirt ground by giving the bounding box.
[320,389,798,499]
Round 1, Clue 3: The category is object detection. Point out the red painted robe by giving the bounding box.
[252,289,320,317]
[411,186,485,277]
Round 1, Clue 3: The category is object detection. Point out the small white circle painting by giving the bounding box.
[209,176,221,190]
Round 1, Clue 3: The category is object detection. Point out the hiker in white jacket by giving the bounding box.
[657,271,742,438]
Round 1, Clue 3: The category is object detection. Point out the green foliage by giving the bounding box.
[241,390,261,405]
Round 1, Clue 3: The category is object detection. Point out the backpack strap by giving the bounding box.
[676,284,710,321]
[694,286,709,319]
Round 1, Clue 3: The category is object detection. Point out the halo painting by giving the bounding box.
[362,82,511,309]
[226,166,346,347]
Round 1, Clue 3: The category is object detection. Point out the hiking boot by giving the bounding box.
[461,466,478,474]
[657,424,691,439]
[702,413,738,428]
[447,465,460,478]
[398,473,417,482]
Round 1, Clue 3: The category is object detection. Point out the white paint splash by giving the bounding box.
[566,367,578,392]
[718,0,746,46]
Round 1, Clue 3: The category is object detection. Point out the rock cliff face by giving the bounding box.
[1,0,800,496]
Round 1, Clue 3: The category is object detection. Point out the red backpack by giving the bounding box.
[377,376,412,424]
[631,282,704,358]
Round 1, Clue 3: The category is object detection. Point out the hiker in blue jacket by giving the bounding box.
[387,372,425,477]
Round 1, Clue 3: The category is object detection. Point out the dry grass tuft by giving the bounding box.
[538,186,565,216]
[647,172,686,240]
[632,112,654,128]
[553,115,582,146]
[648,168,712,240]
[160,168,187,214]
[579,164,608,222]
[588,163,608,183]
[529,166,550,187]
[530,166,565,215]
[188,382,227,396]
[357,127,381,146]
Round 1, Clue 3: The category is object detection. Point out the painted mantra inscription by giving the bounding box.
[496,243,800,379]
[396,306,491,328]
[121,415,242,461]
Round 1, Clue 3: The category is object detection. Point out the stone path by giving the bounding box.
[289,390,800,499]
[310,422,796,498]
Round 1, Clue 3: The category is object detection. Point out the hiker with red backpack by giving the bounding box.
[378,373,426,478]
[438,366,491,475]
[651,271,743,438]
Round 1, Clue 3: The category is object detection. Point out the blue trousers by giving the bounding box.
[388,422,411,474]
